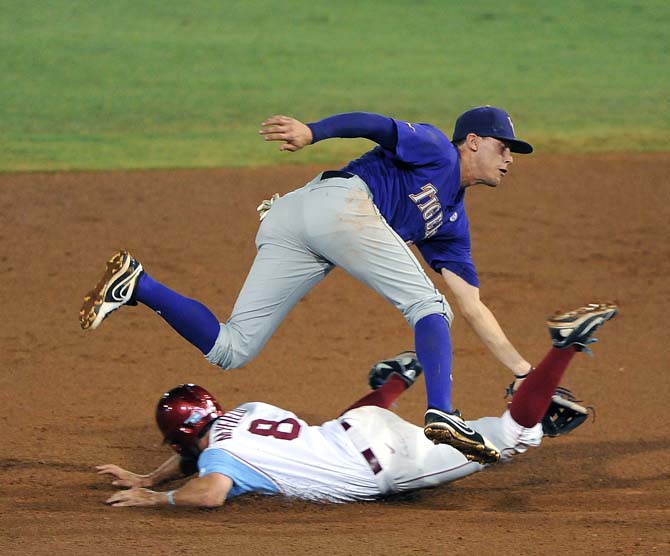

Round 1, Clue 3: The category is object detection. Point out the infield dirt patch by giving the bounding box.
[1,155,669,555]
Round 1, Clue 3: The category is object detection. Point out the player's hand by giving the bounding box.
[105,487,164,507]
[505,366,536,399]
[259,115,313,152]
[96,464,152,488]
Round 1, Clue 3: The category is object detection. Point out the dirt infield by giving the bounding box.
[1,155,669,555]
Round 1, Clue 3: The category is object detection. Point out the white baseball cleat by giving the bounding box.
[80,250,143,330]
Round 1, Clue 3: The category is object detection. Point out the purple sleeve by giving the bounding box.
[394,121,453,166]
[416,236,479,287]
[439,260,479,288]
[307,112,398,150]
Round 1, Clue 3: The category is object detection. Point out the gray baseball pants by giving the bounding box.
[206,172,452,369]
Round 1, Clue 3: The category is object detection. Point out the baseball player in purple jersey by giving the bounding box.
[81,106,535,464]
[97,304,617,507]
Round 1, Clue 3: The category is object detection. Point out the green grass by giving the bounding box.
[1,0,668,171]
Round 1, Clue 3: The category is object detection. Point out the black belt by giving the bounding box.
[321,170,354,180]
[341,421,382,475]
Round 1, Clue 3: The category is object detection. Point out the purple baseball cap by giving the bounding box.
[452,106,533,154]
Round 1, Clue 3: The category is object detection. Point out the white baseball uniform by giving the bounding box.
[198,402,542,503]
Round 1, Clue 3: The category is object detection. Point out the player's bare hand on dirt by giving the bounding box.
[259,115,313,152]
[96,464,152,488]
[105,487,164,507]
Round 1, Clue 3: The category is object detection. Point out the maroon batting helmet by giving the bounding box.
[155,384,225,452]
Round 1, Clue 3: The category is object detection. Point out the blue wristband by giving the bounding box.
[166,490,176,506]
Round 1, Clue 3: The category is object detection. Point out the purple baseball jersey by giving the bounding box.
[342,119,478,287]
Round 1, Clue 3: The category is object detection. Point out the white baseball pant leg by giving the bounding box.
[339,406,543,496]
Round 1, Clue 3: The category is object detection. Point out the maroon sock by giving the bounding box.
[509,348,576,427]
[339,374,408,415]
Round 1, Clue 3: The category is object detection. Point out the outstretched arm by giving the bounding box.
[104,473,233,508]
[441,268,533,387]
[260,112,397,152]
[96,454,191,489]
